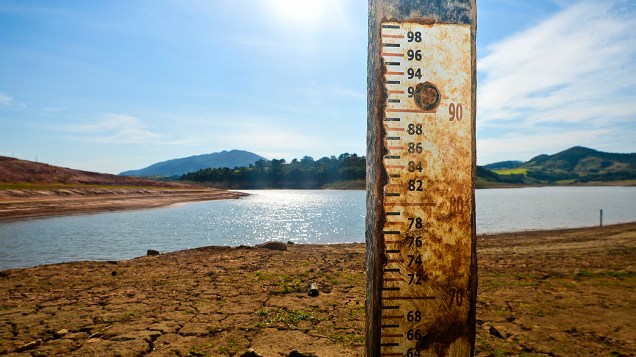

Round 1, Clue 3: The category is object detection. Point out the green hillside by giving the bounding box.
[483,160,524,171]
[484,146,636,185]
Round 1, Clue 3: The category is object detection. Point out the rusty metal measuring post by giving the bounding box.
[366,0,477,356]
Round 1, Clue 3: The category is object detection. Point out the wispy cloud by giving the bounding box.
[64,113,162,144]
[41,107,67,113]
[479,129,611,163]
[478,0,636,125]
[63,113,209,146]
[477,0,636,163]
[0,92,26,108]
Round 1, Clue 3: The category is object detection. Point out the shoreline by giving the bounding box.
[0,222,634,355]
[0,187,247,222]
[3,221,635,272]
[2,185,634,223]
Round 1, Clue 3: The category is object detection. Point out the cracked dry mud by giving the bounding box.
[1,223,635,356]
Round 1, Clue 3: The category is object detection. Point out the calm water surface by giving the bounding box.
[1,187,635,270]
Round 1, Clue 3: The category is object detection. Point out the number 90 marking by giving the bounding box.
[449,102,463,121]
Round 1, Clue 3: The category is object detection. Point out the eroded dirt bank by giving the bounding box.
[0,223,634,356]
[0,188,246,221]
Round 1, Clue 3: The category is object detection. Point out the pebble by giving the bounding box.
[240,349,264,357]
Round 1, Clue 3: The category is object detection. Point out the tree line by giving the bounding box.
[180,153,365,189]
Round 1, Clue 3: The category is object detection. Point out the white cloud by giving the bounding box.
[0,92,26,108]
[478,129,611,164]
[478,1,636,126]
[64,113,162,144]
[476,0,636,164]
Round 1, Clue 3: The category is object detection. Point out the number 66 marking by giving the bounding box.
[449,103,463,121]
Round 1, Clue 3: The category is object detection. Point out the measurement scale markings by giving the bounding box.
[387,89,404,94]
[381,24,400,29]
[381,343,400,347]
[384,165,405,170]
[380,353,403,357]
[386,146,404,151]
[382,52,403,57]
[381,316,403,321]
[386,127,404,131]
[381,324,400,328]
[385,71,404,76]
[382,296,436,301]
[384,276,402,281]
[386,136,400,140]
[383,279,402,283]
[383,231,400,235]
[382,34,405,39]
[386,62,401,66]
[386,108,435,113]
[384,202,435,207]
[382,305,399,310]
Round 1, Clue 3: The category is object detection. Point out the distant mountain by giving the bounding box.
[522,146,636,182]
[480,146,636,185]
[524,146,636,172]
[120,150,267,177]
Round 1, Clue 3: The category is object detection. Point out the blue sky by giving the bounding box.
[1,0,635,174]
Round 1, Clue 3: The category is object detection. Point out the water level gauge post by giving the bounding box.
[366,1,477,356]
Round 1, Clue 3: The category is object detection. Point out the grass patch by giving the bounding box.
[322,271,363,286]
[217,339,241,356]
[492,349,509,357]
[256,307,318,329]
[186,342,213,357]
[329,332,365,345]
[574,269,636,280]
[494,168,528,175]
[513,273,545,280]
[278,276,304,294]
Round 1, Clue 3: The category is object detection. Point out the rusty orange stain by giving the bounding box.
[378,20,474,356]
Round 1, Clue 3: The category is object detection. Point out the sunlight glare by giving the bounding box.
[268,0,331,28]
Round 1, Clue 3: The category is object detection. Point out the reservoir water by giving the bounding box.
[1,186,635,270]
